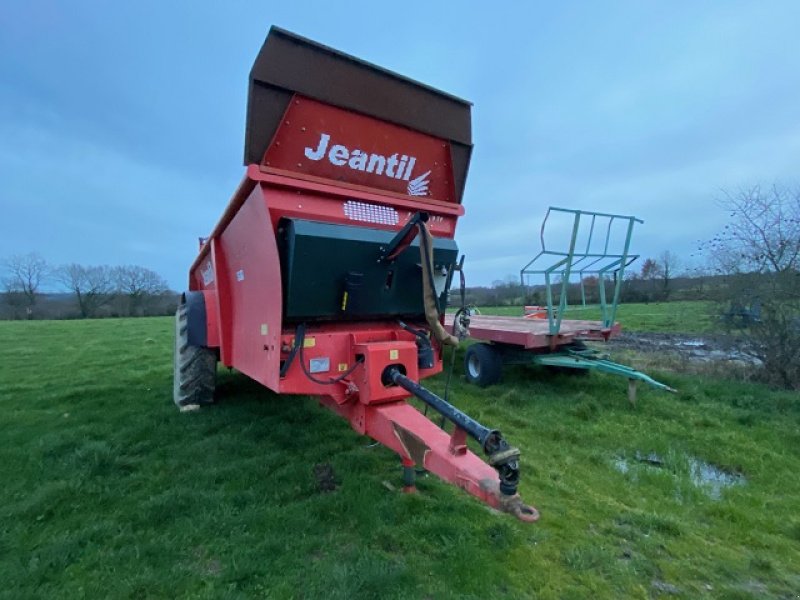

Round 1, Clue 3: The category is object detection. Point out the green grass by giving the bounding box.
[474,301,717,333]
[2,317,799,598]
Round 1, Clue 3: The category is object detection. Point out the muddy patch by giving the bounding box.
[613,451,745,499]
[651,579,681,595]
[609,332,762,367]
[313,463,339,493]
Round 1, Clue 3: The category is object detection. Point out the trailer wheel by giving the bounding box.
[173,301,216,411]
[464,343,503,387]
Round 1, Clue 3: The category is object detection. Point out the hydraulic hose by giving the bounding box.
[418,221,459,347]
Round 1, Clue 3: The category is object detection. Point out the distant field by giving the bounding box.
[1,317,799,598]
[472,301,718,334]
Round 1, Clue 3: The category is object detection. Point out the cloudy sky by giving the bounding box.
[2,1,799,290]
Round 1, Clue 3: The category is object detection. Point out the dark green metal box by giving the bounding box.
[279,219,458,321]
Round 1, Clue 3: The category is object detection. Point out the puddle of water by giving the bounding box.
[634,450,663,466]
[613,458,630,474]
[612,452,746,499]
[645,338,707,348]
[688,458,745,500]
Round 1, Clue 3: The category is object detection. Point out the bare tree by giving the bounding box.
[658,250,681,300]
[705,184,800,275]
[639,258,662,280]
[2,253,49,315]
[688,264,712,298]
[638,257,663,300]
[114,265,169,316]
[57,264,116,318]
[702,183,800,389]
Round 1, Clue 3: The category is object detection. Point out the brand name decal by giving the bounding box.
[304,133,430,197]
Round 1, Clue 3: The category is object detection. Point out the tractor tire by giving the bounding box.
[173,302,216,411]
[464,343,503,387]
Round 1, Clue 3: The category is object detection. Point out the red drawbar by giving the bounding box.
[320,396,538,522]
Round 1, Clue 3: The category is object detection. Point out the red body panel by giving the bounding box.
[216,185,283,389]
[200,289,220,348]
[263,96,457,203]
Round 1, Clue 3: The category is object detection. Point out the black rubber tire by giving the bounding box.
[173,301,216,410]
[464,343,503,387]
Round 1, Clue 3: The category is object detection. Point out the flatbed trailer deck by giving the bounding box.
[446,314,620,349]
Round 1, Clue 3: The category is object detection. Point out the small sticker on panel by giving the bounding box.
[260,324,268,335]
[201,261,215,286]
[236,269,245,282]
[309,357,330,374]
[303,337,316,348]
[389,349,399,360]
[338,363,348,372]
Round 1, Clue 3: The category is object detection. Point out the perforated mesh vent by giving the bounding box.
[343,200,399,226]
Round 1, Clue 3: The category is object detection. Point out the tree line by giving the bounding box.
[1,257,177,320]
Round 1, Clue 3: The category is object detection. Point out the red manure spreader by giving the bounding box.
[173,27,538,522]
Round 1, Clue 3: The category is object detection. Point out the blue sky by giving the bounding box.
[2,1,799,290]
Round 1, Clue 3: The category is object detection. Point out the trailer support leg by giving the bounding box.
[401,457,417,493]
[628,379,637,407]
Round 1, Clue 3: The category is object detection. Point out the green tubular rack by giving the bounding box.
[520,207,643,336]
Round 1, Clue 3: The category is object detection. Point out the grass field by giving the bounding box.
[2,314,799,598]
[472,301,718,334]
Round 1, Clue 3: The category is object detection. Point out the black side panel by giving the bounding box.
[278,219,458,321]
[182,291,207,347]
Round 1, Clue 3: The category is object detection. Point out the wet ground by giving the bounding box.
[613,451,746,500]
[608,331,763,367]
[604,333,755,501]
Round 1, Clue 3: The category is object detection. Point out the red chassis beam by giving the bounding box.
[321,395,538,521]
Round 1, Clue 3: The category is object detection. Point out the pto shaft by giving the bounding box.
[384,367,522,496]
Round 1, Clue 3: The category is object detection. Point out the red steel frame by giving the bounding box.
[186,97,538,521]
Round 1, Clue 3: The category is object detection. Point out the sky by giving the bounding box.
[1,1,799,291]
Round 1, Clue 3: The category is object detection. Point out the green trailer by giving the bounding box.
[449,207,676,403]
